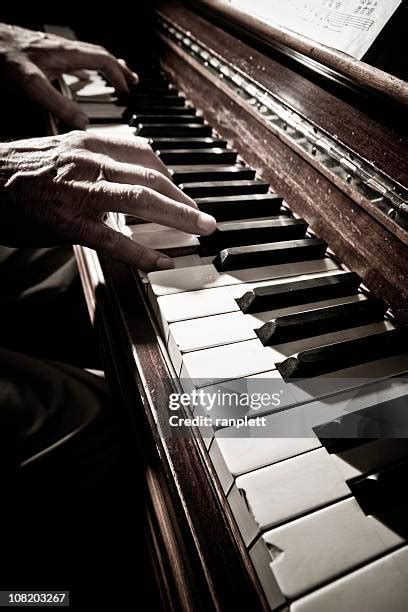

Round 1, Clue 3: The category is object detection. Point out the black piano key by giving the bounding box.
[130,114,203,125]
[277,327,408,379]
[313,393,408,455]
[130,94,185,105]
[196,193,282,221]
[257,298,385,346]
[196,193,283,221]
[199,218,308,255]
[129,78,168,90]
[129,102,188,113]
[157,148,237,165]
[170,165,255,184]
[131,85,172,94]
[181,179,269,198]
[237,271,361,314]
[130,99,187,112]
[213,238,327,272]
[350,460,408,522]
[130,106,196,116]
[136,124,212,137]
[150,137,227,150]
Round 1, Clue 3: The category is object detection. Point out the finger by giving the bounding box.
[67,69,89,80]
[58,47,130,93]
[118,58,139,85]
[86,180,215,236]
[73,41,138,86]
[78,220,174,270]
[98,160,198,209]
[85,133,171,178]
[18,63,88,129]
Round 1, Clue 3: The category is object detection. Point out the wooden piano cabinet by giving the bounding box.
[74,247,269,611]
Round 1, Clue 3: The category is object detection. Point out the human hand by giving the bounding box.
[0,131,216,270]
[0,23,138,128]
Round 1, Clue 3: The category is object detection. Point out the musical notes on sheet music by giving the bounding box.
[228,0,401,58]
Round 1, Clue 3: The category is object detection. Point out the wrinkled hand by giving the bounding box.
[0,131,216,271]
[0,23,138,128]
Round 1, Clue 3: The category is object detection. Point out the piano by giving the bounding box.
[48,1,408,609]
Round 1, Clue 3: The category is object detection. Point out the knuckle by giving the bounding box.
[95,44,109,55]
[99,161,114,182]
[132,185,149,206]
[144,169,161,188]
[66,130,92,150]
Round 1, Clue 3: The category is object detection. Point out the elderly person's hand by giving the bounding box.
[0,23,138,129]
[0,131,216,271]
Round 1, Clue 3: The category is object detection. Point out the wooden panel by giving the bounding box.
[157,1,408,189]
[158,36,408,323]
[90,255,270,611]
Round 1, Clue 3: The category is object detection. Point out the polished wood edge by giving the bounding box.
[74,249,206,610]
[187,0,408,108]
[75,245,271,610]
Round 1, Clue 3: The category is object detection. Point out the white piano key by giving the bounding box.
[168,294,367,371]
[149,268,348,331]
[147,258,339,297]
[62,73,81,86]
[156,287,239,341]
[168,311,257,373]
[193,402,214,448]
[236,439,408,530]
[80,102,126,120]
[236,447,349,530]
[195,351,408,429]
[263,497,403,599]
[208,440,234,493]
[292,546,408,612]
[167,294,366,373]
[178,321,394,386]
[87,123,135,138]
[76,81,115,98]
[217,437,321,478]
[132,227,199,251]
[214,377,408,475]
[227,485,260,547]
[180,339,276,386]
[249,539,286,610]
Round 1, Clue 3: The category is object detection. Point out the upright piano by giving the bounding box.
[52,1,408,609]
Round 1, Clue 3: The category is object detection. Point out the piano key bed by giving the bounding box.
[75,66,408,611]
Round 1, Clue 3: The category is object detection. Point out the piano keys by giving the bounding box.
[61,8,408,611]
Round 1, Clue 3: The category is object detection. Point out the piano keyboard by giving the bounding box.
[76,66,408,611]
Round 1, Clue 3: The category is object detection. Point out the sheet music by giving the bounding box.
[229,0,401,59]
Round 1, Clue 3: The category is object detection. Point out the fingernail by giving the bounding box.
[157,256,174,270]
[73,112,89,129]
[198,213,216,235]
